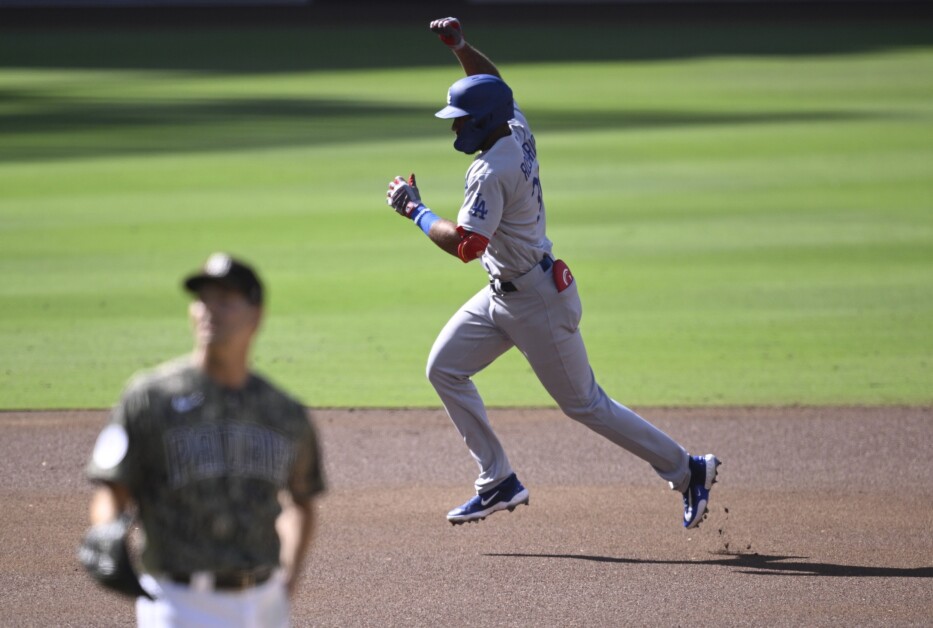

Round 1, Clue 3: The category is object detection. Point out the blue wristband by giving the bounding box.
[412,206,440,236]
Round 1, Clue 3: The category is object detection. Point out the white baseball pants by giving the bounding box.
[427,262,691,494]
[136,571,289,628]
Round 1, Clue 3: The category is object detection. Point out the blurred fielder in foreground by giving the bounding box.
[81,253,325,627]
[386,18,719,529]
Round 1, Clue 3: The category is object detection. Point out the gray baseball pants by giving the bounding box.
[427,261,691,494]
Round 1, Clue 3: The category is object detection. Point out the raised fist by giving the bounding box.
[387,173,423,219]
[430,17,465,50]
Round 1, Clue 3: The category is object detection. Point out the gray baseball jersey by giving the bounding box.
[429,104,691,494]
[458,106,552,282]
[87,356,325,575]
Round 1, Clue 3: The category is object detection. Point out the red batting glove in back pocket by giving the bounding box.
[552,259,574,293]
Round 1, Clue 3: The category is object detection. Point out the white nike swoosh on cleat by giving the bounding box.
[480,491,500,506]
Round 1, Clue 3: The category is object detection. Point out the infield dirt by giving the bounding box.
[1,406,930,626]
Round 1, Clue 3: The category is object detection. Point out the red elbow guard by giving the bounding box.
[456,226,489,263]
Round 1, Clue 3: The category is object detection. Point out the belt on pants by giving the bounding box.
[493,256,553,293]
[169,566,274,591]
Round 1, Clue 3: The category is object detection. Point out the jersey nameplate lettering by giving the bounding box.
[164,423,295,489]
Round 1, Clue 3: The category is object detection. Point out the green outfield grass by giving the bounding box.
[1,24,931,408]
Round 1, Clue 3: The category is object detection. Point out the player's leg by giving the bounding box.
[502,276,691,490]
[250,573,290,628]
[426,286,516,493]
[136,578,233,627]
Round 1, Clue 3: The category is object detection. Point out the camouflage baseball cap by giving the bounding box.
[183,252,264,305]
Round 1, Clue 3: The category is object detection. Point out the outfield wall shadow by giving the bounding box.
[0,20,931,73]
[2,13,929,164]
[0,91,888,163]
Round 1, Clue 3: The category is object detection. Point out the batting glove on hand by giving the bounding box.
[387,173,424,219]
[430,17,465,50]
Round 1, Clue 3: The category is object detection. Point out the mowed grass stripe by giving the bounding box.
[0,26,930,408]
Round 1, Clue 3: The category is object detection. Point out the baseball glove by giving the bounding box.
[77,514,151,599]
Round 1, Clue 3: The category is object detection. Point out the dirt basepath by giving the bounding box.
[1,406,931,627]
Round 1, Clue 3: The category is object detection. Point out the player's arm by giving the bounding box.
[422,218,489,263]
[89,482,133,524]
[277,494,316,598]
[87,409,138,525]
[279,412,326,597]
[386,174,489,262]
[430,17,501,79]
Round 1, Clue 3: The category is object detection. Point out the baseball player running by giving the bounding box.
[85,253,326,626]
[386,18,719,529]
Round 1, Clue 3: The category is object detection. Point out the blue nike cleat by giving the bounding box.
[682,454,721,529]
[447,473,529,525]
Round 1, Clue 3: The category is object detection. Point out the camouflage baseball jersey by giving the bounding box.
[87,356,325,575]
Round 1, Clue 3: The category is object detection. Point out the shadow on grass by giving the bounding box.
[2,21,926,162]
[486,551,933,578]
[0,22,931,73]
[0,90,883,162]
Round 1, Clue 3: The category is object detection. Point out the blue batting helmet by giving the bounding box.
[435,74,514,154]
